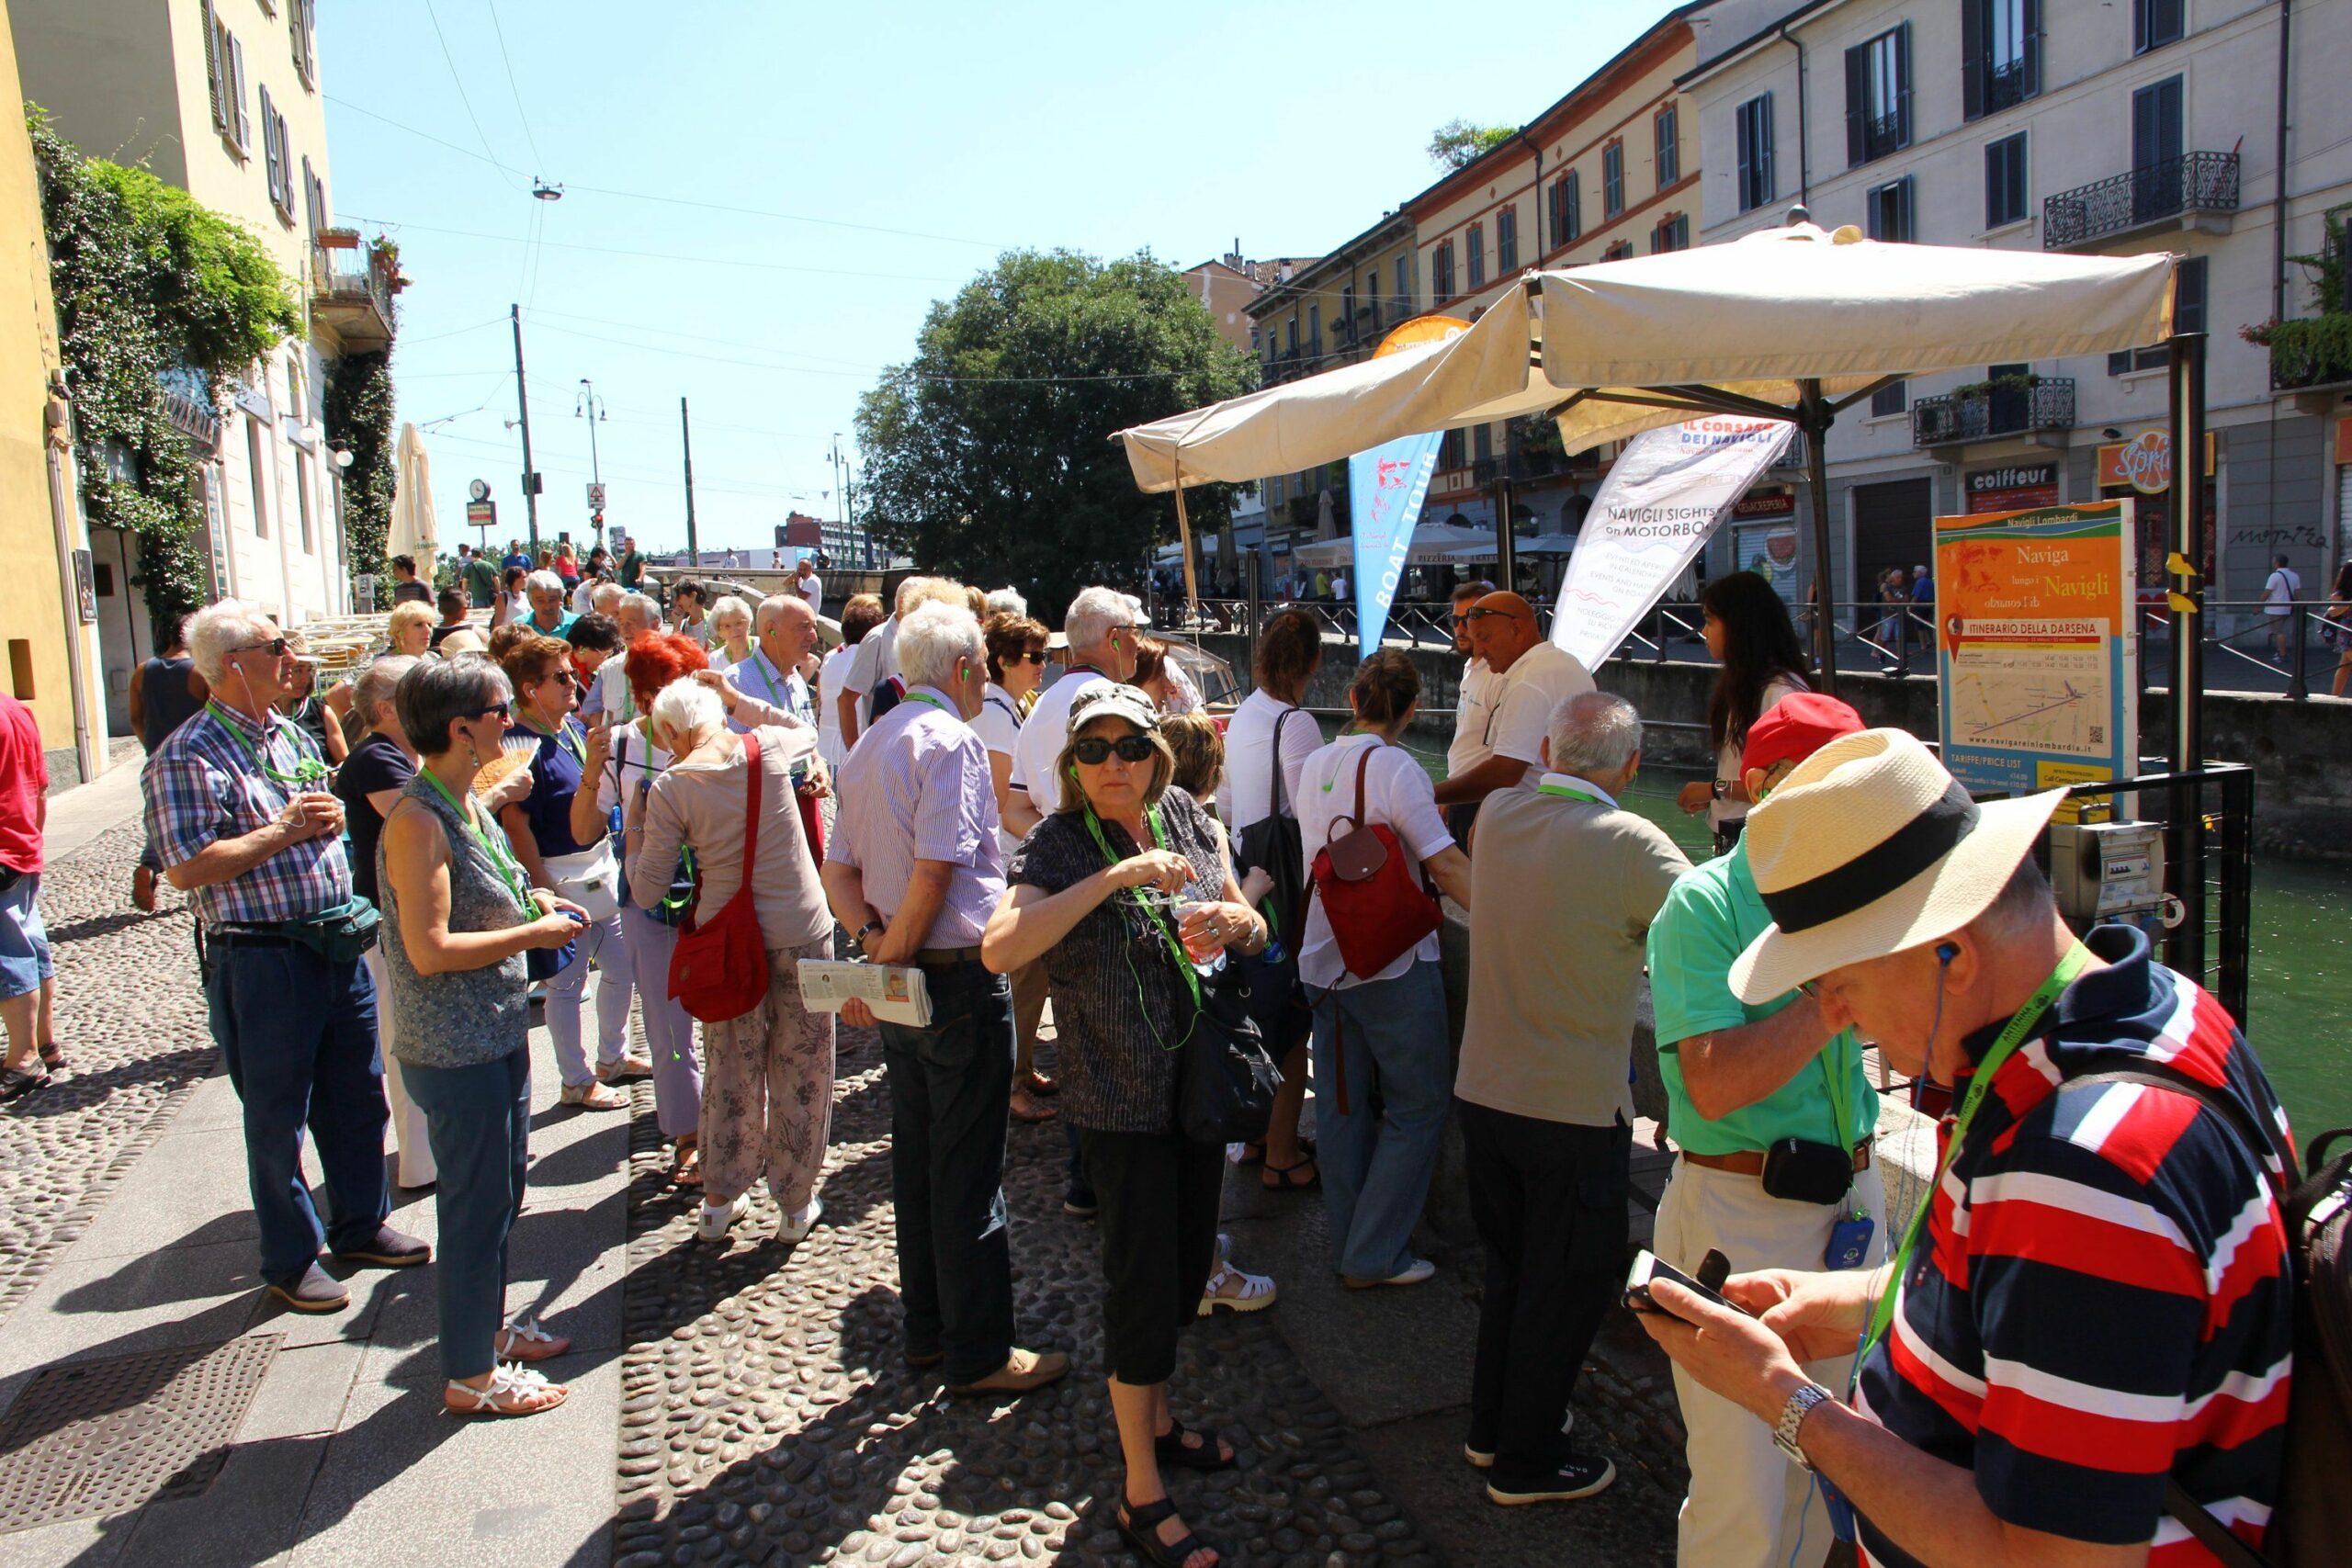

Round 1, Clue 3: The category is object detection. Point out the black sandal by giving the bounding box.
[0,1067,49,1103]
[37,1043,64,1073]
[1154,1419,1236,1472]
[1261,1157,1318,1191]
[1117,1495,1217,1568]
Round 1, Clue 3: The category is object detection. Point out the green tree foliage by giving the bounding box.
[30,107,300,639]
[854,250,1256,615]
[325,349,395,577]
[1428,118,1518,172]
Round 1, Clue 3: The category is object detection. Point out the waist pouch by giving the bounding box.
[1759,1137,1853,1206]
[284,897,381,965]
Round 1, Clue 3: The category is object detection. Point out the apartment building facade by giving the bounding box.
[12,0,392,733]
[1682,0,2352,621]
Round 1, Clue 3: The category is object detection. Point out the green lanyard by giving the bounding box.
[899,691,947,716]
[207,701,327,790]
[1856,942,2095,1371]
[520,714,585,768]
[1819,1035,1856,1154]
[1535,781,1605,806]
[1081,804,1201,1014]
[418,767,536,916]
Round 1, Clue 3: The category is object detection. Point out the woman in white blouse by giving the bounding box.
[974,610,1057,1122]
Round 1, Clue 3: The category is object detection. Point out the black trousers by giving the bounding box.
[1460,1100,1630,1483]
[1080,1127,1225,1386]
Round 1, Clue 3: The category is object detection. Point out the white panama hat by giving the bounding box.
[1727,728,2067,1005]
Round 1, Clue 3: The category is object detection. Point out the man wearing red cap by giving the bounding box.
[1645,692,1883,1568]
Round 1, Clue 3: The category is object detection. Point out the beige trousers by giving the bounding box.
[697,938,836,1213]
[1656,1155,1889,1568]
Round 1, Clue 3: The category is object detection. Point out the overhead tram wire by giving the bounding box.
[419,0,526,194]
[334,214,966,286]
[525,319,1215,385]
[482,0,548,173]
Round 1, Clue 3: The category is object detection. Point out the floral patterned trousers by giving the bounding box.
[697,937,837,1213]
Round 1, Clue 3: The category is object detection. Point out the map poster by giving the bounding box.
[1933,501,2138,804]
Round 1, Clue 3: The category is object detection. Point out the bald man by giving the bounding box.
[1433,592,1594,811]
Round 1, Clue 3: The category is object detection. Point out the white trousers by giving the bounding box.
[360,943,435,1189]
[1656,1155,1889,1568]
[543,909,632,1087]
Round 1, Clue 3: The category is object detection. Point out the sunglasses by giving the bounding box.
[1460,607,1521,623]
[1012,649,1049,665]
[462,702,513,723]
[233,637,290,659]
[1071,734,1156,765]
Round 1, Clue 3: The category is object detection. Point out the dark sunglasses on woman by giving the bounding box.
[1071,734,1155,765]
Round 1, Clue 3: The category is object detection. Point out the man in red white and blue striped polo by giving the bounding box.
[1637,728,2292,1568]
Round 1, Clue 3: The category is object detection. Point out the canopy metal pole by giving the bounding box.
[1171,459,1200,616]
[1798,378,1838,698]
[2165,332,2208,979]
[1494,472,1517,597]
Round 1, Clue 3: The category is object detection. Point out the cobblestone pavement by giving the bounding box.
[0,820,216,1319]
[616,1026,1452,1568]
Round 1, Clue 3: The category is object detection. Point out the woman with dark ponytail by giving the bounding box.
[1678,571,1813,856]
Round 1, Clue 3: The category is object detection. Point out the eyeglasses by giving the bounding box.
[1071,734,1156,765]
[233,637,290,659]
[462,702,513,723]
[1012,649,1049,665]
[1459,607,1521,624]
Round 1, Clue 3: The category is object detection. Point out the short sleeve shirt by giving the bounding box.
[143,705,352,927]
[1446,659,1497,776]
[1645,841,1874,1156]
[0,694,50,874]
[1295,736,1454,988]
[1485,642,1596,774]
[511,718,594,859]
[1009,668,1110,819]
[825,686,1003,949]
[1004,787,1224,1134]
[332,729,415,905]
[1216,689,1318,829]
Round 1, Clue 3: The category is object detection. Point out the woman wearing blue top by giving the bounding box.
[497,636,650,1108]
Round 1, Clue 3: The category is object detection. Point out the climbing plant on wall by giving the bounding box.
[324,348,394,581]
[29,106,300,639]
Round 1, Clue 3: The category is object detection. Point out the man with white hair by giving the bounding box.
[143,602,424,1314]
[524,570,577,638]
[1001,586,1138,840]
[823,603,1069,1398]
[702,594,831,843]
[583,593,660,727]
[591,581,624,619]
[1454,690,1689,1506]
[984,587,1027,619]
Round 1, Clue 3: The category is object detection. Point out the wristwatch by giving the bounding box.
[1772,1382,1833,1471]
[854,920,886,948]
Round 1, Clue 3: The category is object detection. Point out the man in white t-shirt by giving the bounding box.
[1442,581,1498,836]
[1331,569,1351,603]
[582,592,659,727]
[794,557,824,615]
[2264,554,2301,664]
[1002,586,1138,840]
[840,577,967,750]
[1434,592,1593,816]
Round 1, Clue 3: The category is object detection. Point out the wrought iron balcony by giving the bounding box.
[1982,57,2034,116]
[311,228,399,353]
[156,366,218,449]
[2041,152,2240,249]
[2267,324,2352,394]
[1911,378,2075,448]
[1857,107,1908,164]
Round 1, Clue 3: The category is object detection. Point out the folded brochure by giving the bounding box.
[797,959,933,1027]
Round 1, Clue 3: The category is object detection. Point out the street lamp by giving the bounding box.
[532,179,564,201]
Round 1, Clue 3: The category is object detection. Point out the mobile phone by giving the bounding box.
[1623,1249,1741,1322]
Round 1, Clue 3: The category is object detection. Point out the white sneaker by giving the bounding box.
[1342,1256,1436,1290]
[695,1193,746,1241]
[777,1195,823,1245]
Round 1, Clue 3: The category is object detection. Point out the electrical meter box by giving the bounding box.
[2048,820,2167,928]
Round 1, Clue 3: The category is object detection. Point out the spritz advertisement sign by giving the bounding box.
[1932,501,2138,799]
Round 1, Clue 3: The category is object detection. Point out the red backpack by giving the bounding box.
[1308,740,1442,983]
[668,732,770,1023]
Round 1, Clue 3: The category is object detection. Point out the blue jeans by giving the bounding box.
[402,1049,531,1382]
[1307,960,1452,1280]
[203,939,390,1286]
[876,959,1016,1383]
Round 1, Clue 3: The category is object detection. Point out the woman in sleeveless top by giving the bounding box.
[379,656,585,1418]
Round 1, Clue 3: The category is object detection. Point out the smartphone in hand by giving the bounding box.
[1623,1248,1744,1322]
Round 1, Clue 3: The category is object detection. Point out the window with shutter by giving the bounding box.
[201,1,228,132]
[259,85,277,196]
[228,34,250,154]
[1497,207,1517,273]
[1736,93,1775,212]
[291,0,318,88]
[1466,222,1486,289]
[1564,171,1581,242]
[1847,27,1911,165]
[1966,0,2041,120]
[1655,106,1679,188]
[1984,133,2028,228]
[1602,143,1624,217]
[2135,0,2184,53]
[1867,175,1916,243]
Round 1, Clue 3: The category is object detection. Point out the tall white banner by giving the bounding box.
[1550,416,1798,671]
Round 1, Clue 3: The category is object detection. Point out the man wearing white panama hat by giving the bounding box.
[1636,728,2295,1568]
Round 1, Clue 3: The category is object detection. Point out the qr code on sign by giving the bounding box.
[2089,726,2105,744]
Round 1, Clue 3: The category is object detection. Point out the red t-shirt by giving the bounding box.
[0,694,46,874]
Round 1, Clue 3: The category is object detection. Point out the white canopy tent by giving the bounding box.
[1115,219,2182,705]
[388,422,438,567]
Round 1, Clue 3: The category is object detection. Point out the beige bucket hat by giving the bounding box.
[1728,728,2066,1004]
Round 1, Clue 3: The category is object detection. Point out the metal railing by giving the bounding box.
[311,229,396,319]
[2041,151,2241,248]
[2267,327,2352,392]
[1910,378,2074,447]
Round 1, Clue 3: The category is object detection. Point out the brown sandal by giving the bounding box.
[670,1139,703,1190]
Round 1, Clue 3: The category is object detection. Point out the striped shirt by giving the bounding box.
[1853,924,2293,1566]
[142,702,353,928]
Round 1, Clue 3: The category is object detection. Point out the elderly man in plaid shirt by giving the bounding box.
[145,602,428,1314]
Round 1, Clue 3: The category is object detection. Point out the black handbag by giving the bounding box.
[1177,963,1283,1145]
[1232,706,1313,1049]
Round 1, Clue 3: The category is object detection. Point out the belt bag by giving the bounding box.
[668,733,770,1023]
[543,842,620,922]
[1759,1137,1854,1206]
[284,897,381,964]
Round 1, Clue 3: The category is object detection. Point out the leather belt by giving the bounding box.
[1680,1140,1872,1178]
[209,924,296,949]
[914,946,984,965]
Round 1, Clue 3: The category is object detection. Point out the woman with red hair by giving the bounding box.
[571,632,710,1186]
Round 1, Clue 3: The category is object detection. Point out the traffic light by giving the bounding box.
[592,510,604,528]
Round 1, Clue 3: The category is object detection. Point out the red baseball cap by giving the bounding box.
[1740,692,1865,777]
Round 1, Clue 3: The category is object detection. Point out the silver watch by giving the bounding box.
[1772,1382,1832,1471]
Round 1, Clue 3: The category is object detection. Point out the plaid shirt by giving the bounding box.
[143,702,352,929]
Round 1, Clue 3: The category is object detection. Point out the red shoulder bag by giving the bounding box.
[668,731,771,1022]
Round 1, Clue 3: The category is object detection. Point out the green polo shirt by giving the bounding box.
[1645,840,1875,1156]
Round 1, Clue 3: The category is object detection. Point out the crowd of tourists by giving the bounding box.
[6,547,2285,1568]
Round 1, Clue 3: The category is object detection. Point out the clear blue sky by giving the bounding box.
[319,0,1679,558]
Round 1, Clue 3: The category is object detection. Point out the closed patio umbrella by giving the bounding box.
[388,421,438,569]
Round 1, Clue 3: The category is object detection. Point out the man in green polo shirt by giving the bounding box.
[1645,692,1884,1568]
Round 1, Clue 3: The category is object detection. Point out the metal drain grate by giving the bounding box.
[0,1334,280,1533]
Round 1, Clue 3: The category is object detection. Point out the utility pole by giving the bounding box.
[680,396,699,568]
[577,378,606,552]
[511,304,541,548]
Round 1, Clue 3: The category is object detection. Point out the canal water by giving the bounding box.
[1368,728,2352,1142]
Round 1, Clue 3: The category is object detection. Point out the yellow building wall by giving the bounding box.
[0,8,81,758]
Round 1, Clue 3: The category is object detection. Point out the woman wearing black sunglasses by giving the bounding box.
[982,684,1266,1568]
